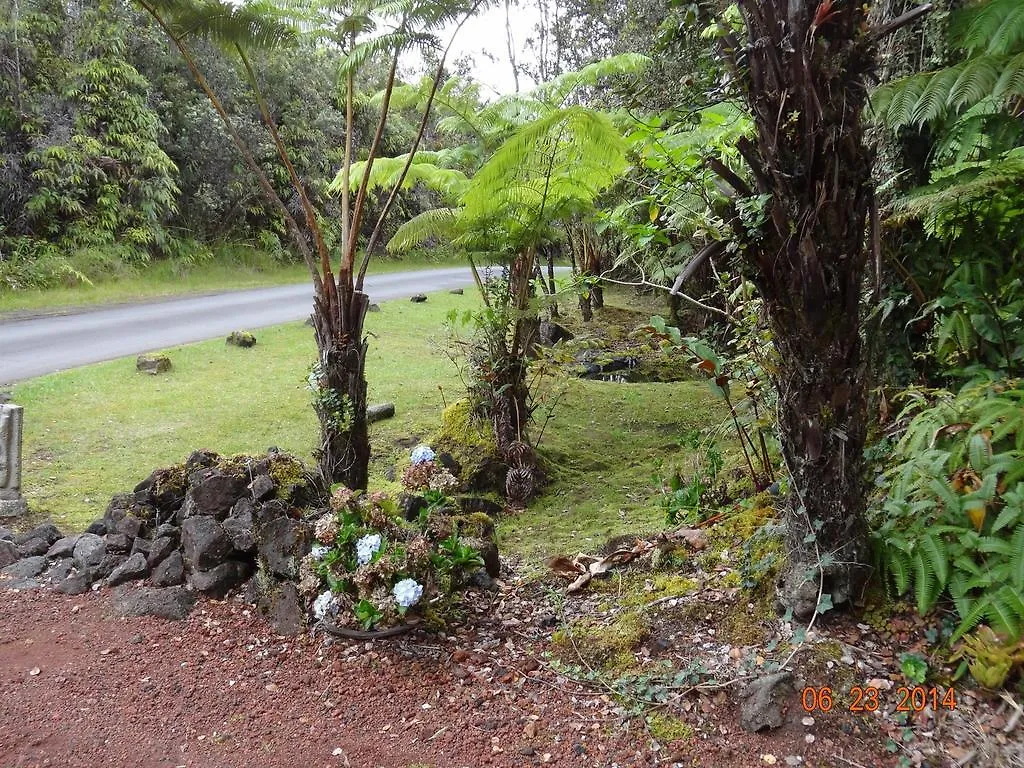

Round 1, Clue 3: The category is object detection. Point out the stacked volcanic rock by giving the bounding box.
[0,450,318,624]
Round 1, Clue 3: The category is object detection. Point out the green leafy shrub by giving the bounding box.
[871,379,1024,640]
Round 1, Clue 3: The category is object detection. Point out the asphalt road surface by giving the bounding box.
[0,267,477,384]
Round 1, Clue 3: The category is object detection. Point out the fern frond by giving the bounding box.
[955,0,1024,56]
[151,0,299,49]
[387,207,458,252]
[948,56,1002,114]
[534,52,651,107]
[993,50,1024,98]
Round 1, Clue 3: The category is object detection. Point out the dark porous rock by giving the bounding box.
[136,354,172,375]
[410,293,427,302]
[226,330,257,348]
[181,516,232,571]
[185,449,220,474]
[367,303,381,312]
[107,552,149,587]
[437,452,462,476]
[154,523,180,543]
[189,560,252,598]
[248,474,275,502]
[85,519,108,536]
[469,537,500,579]
[104,533,133,554]
[47,535,81,560]
[131,537,152,558]
[146,536,177,568]
[151,551,185,587]
[223,515,255,554]
[111,585,196,620]
[0,540,19,568]
[367,403,396,423]
[93,554,127,581]
[449,288,464,295]
[399,493,428,522]
[16,538,49,558]
[72,533,107,569]
[0,526,13,541]
[187,470,249,519]
[104,493,157,528]
[43,558,75,583]
[538,320,574,346]
[135,467,188,514]
[255,499,289,527]
[739,672,795,733]
[2,577,41,591]
[257,518,310,579]
[456,496,503,518]
[114,516,144,539]
[256,580,304,635]
[1,555,47,580]
[55,569,94,595]
[17,523,62,547]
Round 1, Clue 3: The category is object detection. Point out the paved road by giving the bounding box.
[0,267,477,383]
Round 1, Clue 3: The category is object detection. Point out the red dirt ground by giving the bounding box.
[0,587,896,768]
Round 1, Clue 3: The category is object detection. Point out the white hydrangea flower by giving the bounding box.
[312,590,334,620]
[392,578,423,608]
[311,544,330,560]
[410,444,436,465]
[355,533,382,565]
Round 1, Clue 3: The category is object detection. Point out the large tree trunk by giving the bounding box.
[311,289,371,490]
[720,0,893,615]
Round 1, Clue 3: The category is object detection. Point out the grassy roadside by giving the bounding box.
[0,250,461,316]
[11,286,723,568]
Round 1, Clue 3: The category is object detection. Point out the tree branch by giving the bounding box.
[868,4,933,44]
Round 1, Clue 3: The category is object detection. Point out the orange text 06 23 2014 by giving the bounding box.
[800,686,957,714]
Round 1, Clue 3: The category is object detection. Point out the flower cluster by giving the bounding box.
[410,444,436,464]
[304,481,488,632]
[392,578,423,608]
[314,514,339,544]
[428,468,458,494]
[355,533,382,565]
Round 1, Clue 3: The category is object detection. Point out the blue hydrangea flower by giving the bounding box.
[312,590,333,619]
[392,578,423,608]
[355,533,382,566]
[311,544,330,560]
[410,444,436,465]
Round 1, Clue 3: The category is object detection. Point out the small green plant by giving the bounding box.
[899,652,929,684]
[653,433,724,526]
[950,625,1024,689]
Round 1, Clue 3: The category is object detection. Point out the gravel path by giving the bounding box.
[1,585,900,768]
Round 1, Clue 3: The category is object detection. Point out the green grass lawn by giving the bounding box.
[0,251,462,316]
[11,287,726,566]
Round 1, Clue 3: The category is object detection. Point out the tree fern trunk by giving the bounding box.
[721,0,890,615]
[311,289,371,490]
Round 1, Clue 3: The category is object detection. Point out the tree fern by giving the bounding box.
[954,0,1024,56]
[388,207,458,252]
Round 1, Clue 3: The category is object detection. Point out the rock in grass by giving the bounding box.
[367,403,396,423]
[137,355,171,375]
[410,294,427,303]
[368,303,381,312]
[449,288,464,295]
[226,331,256,348]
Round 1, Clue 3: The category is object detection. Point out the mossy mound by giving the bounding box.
[551,610,650,674]
[434,399,506,493]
